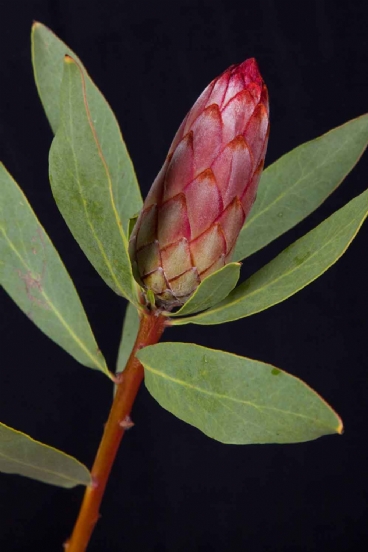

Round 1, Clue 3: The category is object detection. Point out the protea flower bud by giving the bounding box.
[129,58,269,309]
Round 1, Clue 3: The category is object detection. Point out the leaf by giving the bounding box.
[0,163,109,374]
[114,302,141,397]
[233,114,368,262]
[137,343,342,444]
[31,22,142,234]
[128,214,139,239]
[0,422,91,488]
[168,263,241,317]
[116,302,140,373]
[173,188,368,326]
[49,56,138,304]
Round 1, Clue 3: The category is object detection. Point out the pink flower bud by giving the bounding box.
[130,58,269,309]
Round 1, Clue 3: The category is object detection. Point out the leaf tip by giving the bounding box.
[336,418,344,435]
[64,54,75,65]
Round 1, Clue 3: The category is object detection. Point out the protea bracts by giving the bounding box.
[129,58,269,309]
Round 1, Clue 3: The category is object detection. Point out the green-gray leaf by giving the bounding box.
[0,422,91,488]
[114,301,141,396]
[49,56,137,304]
[0,163,109,374]
[31,22,142,234]
[116,302,140,373]
[169,262,241,317]
[137,343,342,444]
[173,188,368,325]
[233,114,368,261]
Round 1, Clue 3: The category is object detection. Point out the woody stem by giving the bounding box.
[65,308,167,552]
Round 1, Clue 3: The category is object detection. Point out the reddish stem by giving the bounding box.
[65,309,167,552]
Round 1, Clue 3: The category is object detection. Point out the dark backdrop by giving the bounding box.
[1,1,368,551]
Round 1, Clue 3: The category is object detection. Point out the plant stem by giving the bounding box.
[65,308,167,552]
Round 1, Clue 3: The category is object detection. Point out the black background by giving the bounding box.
[1,1,368,551]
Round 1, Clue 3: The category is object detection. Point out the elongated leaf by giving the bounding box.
[49,56,138,304]
[173,189,368,326]
[0,422,91,488]
[31,22,142,233]
[138,343,342,444]
[114,302,141,397]
[169,262,241,317]
[0,163,109,374]
[233,114,368,262]
[116,302,140,373]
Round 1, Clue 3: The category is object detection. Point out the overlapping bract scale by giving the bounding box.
[129,58,269,308]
